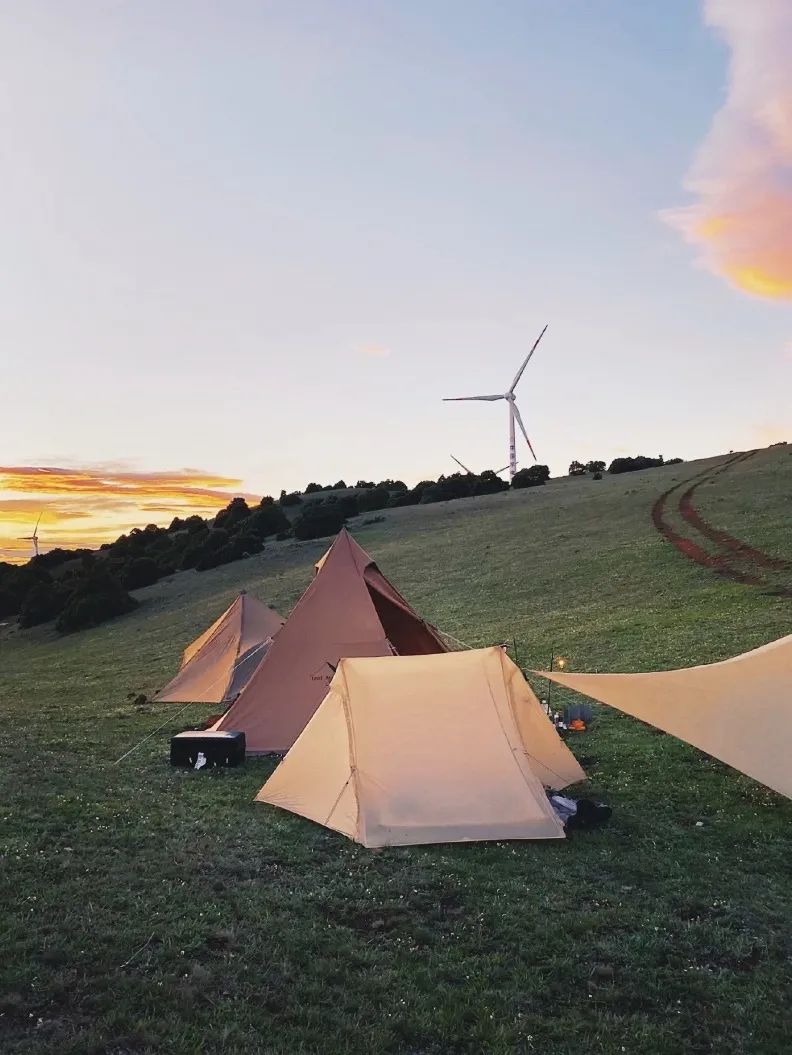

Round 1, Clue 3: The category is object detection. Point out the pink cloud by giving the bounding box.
[663,1,792,299]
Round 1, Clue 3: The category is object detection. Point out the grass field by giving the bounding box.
[2,446,791,1054]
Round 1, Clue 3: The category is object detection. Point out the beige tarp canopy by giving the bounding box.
[154,591,284,704]
[215,529,448,753]
[256,647,585,847]
[539,634,792,799]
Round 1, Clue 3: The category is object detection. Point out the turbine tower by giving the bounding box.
[19,512,42,558]
[443,325,548,479]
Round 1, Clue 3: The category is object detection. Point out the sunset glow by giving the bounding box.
[0,467,257,563]
[723,266,792,301]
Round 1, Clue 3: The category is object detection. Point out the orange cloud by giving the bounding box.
[0,465,259,564]
[664,1,792,300]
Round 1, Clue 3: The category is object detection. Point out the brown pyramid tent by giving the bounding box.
[154,591,284,704]
[256,648,585,847]
[539,634,792,799]
[214,528,448,752]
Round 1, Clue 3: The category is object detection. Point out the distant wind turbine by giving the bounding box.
[450,455,510,476]
[444,325,548,479]
[19,512,42,558]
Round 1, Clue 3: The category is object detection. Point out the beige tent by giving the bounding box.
[256,647,585,847]
[214,529,448,752]
[539,634,792,799]
[154,591,284,704]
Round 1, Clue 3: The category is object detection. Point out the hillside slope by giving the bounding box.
[2,446,791,1054]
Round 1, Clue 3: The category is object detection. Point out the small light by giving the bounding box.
[557,657,567,670]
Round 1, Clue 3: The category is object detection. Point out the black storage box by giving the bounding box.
[170,730,246,768]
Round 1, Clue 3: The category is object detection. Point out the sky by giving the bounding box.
[1,0,790,560]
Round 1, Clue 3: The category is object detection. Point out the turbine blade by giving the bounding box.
[509,324,548,393]
[511,401,537,460]
[443,394,504,402]
[450,455,473,474]
[33,512,42,533]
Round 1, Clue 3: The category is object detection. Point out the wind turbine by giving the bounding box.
[444,325,548,479]
[450,455,510,476]
[19,512,42,558]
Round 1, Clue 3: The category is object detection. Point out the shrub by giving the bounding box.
[0,587,19,619]
[334,494,360,519]
[247,502,289,538]
[120,557,161,591]
[432,474,473,502]
[593,470,603,480]
[472,470,509,496]
[184,515,207,534]
[586,460,605,473]
[279,489,302,507]
[358,487,390,513]
[569,460,586,476]
[29,548,74,571]
[229,531,264,558]
[608,455,664,475]
[666,457,683,465]
[214,497,250,531]
[55,569,137,634]
[411,480,436,502]
[178,528,221,566]
[195,547,235,572]
[355,480,375,489]
[275,529,292,541]
[0,564,50,618]
[332,480,347,490]
[376,479,407,491]
[203,529,229,552]
[419,485,442,504]
[178,530,210,570]
[18,581,69,628]
[512,465,550,489]
[304,483,323,494]
[293,505,346,541]
[388,489,421,508]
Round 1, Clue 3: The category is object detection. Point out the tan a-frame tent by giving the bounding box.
[154,591,284,704]
[256,648,586,847]
[214,529,448,752]
[539,633,792,799]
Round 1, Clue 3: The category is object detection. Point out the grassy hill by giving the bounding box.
[2,445,791,1054]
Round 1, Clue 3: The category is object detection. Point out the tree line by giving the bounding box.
[1,453,681,636]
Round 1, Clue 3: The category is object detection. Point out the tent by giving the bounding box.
[539,634,792,799]
[154,591,284,704]
[214,528,449,752]
[255,647,586,847]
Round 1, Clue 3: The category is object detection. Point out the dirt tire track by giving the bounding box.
[650,451,789,589]
[651,486,763,586]
[677,452,791,572]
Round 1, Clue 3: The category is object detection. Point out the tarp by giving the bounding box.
[154,592,284,704]
[214,529,449,752]
[538,634,792,799]
[256,647,585,847]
